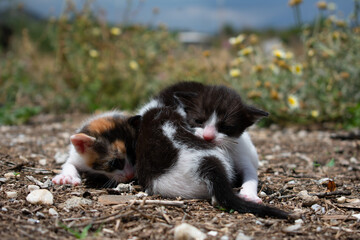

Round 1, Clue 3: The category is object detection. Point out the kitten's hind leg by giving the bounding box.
[198,156,289,219]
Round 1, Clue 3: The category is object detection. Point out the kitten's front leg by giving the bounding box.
[52,162,81,185]
[233,132,262,203]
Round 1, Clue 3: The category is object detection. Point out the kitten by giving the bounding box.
[128,106,289,219]
[138,81,266,203]
[52,111,137,187]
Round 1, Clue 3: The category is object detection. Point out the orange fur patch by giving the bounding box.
[88,117,116,134]
[84,151,99,168]
[113,140,126,154]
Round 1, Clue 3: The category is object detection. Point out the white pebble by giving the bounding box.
[6,191,17,198]
[207,231,218,237]
[48,208,59,216]
[259,191,267,197]
[54,151,68,164]
[28,185,40,192]
[26,189,54,205]
[174,223,206,240]
[311,204,322,212]
[336,196,346,204]
[295,219,304,225]
[4,172,16,179]
[283,224,302,233]
[236,231,253,240]
[39,159,47,166]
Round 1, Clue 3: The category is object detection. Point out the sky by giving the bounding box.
[1,0,355,33]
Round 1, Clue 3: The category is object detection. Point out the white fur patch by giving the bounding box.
[149,121,234,199]
[137,99,163,116]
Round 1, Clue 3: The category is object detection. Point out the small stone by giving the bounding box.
[39,159,47,166]
[54,151,68,164]
[207,231,218,237]
[311,204,321,211]
[174,223,206,240]
[48,208,59,216]
[0,178,8,183]
[316,226,322,232]
[283,224,302,233]
[136,192,148,198]
[60,196,92,209]
[337,196,346,204]
[26,189,54,205]
[1,207,8,212]
[298,190,319,207]
[98,195,136,205]
[4,172,16,179]
[350,157,358,164]
[36,212,45,219]
[352,214,360,220]
[27,218,40,224]
[287,180,296,185]
[114,183,133,193]
[259,191,267,197]
[5,191,17,198]
[221,236,229,240]
[28,185,40,192]
[295,219,304,225]
[236,231,253,240]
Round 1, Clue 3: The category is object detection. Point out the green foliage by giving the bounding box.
[227,2,360,127]
[326,158,336,167]
[60,223,93,239]
[0,1,359,128]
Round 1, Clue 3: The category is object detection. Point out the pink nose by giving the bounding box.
[203,125,216,142]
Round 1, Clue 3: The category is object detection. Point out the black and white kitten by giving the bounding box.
[138,82,266,203]
[129,106,289,219]
[52,111,137,187]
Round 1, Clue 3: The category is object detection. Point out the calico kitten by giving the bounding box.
[129,106,289,219]
[138,81,266,203]
[52,111,137,187]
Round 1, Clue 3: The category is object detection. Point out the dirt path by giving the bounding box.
[0,114,359,239]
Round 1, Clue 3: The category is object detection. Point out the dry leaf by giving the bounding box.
[327,180,336,192]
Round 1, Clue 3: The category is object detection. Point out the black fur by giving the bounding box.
[198,156,289,219]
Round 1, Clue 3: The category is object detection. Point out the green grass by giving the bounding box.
[0,1,359,128]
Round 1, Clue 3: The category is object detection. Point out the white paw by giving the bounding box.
[52,174,81,185]
[238,190,262,204]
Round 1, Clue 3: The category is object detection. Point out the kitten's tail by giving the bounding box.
[199,157,290,219]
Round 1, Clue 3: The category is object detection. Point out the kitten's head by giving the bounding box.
[72,113,137,187]
[175,85,268,144]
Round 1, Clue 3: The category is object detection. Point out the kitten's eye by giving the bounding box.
[109,158,125,170]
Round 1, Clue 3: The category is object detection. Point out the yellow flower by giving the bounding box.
[268,63,280,74]
[89,49,99,58]
[239,47,254,56]
[110,27,122,36]
[230,57,245,66]
[229,34,245,45]
[252,64,264,73]
[247,91,262,99]
[202,50,210,57]
[287,95,299,109]
[273,49,285,59]
[339,71,350,79]
[288,0,303,6]
[311,110,319,118]
[264,81,271,88]
[317,1,327,10]
[249,34,259,45]
[308,49,315,57]
[229,68,241,77]
[291,64,303,76]
[129,60,139,71]
[271,90,280,100]
[285,51,294,59]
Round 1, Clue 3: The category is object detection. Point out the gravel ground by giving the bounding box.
[0,114,359,240]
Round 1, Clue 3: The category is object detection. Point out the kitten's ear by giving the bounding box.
[246,105,269,123]
[128,115,142,130]
[174,91,198,106]
[70,133,96,154]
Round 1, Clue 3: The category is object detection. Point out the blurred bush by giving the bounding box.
[0,0,359,128]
